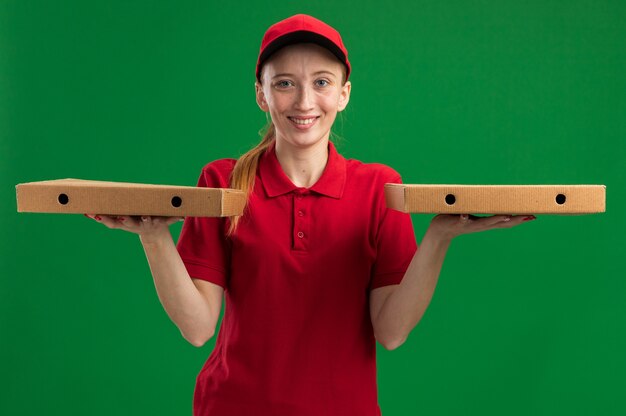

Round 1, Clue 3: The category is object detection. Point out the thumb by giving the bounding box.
[165,216,185,226]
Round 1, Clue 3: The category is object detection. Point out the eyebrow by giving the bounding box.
[271,70,337,79]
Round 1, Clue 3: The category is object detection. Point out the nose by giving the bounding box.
[294,84,314,111]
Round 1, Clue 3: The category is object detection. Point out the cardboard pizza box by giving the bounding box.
[385,184,606,214]
[16,179,246,217]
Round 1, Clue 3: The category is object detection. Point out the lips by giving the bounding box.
[287,116,320,130]
[288,116,320,126]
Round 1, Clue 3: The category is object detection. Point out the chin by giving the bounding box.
[286,134,329,148]
[276,129,329,148]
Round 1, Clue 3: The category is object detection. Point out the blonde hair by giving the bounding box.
[227,60,347,236]
[227,122,275,236]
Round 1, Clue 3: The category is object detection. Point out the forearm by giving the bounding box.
[375,228,451,349]
[140,232,215,345]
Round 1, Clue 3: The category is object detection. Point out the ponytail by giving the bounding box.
[227,121,275,236]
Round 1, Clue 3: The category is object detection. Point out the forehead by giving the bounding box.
[262,43,343,77]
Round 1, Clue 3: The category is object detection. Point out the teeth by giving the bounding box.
[290,117,316,125]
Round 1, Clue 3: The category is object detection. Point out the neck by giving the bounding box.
[274,138,329,188]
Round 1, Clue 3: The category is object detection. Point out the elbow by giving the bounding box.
[184,328,215,348]
[189,337,207,348]
[375,331,407,351]
[374,319,409,351]
[380,336,407,351]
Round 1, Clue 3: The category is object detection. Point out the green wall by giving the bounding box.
[2,1,624,414]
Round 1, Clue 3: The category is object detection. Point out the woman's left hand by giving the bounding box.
[427,214,536,242]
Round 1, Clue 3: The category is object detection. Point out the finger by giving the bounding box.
[115,215,140,228]
[480,215,512,227]
[494,215,536,228]
[459,214,470,223]
[164,216,185,226]
[463,215,513,232]
[153,216,176,227]
[96,215,121,229]
[513,215,536,225]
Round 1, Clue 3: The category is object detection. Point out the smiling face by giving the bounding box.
[255,43,351,150]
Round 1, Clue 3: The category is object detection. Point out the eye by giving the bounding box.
[275,80,292,88]
[315,79,330,87]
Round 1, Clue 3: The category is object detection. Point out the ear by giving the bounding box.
[337,80,351,112]
[255,81,269,112]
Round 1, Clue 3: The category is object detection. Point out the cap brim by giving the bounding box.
[257,31,347,80]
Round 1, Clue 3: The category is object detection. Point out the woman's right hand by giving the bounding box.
[84,214,184,243]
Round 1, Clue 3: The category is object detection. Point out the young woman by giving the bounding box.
[86,13,535,416]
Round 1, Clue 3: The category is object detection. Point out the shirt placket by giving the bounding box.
[292,189,310,251]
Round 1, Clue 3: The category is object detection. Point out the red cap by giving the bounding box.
[256,14,351,82]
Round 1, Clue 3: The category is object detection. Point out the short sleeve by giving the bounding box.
[175,160,235,289]
[369,172,418,290]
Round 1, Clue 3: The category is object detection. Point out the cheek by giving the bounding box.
[267,94,291,111]
[319,95,341,113]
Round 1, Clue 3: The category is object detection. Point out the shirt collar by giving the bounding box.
[259,140,346,199]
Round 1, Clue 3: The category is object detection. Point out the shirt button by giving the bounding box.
[297,231,304,238]
[298,210,304,217]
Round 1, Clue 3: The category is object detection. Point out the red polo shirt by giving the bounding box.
[176,140,418,416]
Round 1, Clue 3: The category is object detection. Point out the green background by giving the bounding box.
[1,1,624,415]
